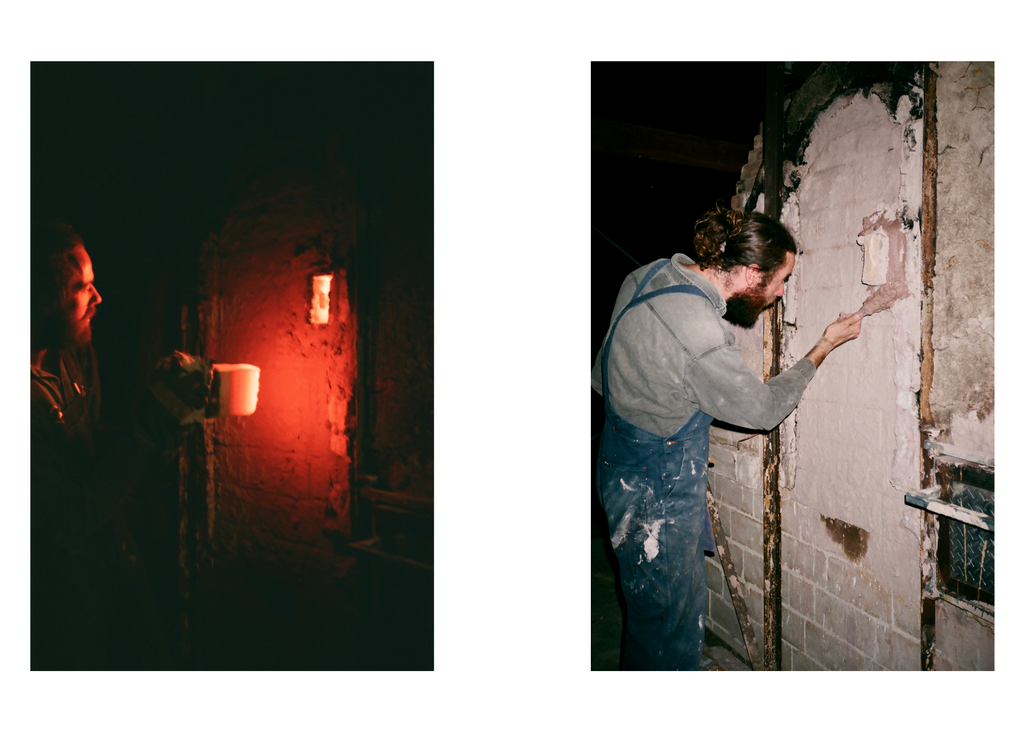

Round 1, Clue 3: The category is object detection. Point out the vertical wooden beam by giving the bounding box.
[178,304,193,664]
[197,234,220,550]
[919,63,940,671]
[762,61,785,671]
[354,184,382,541]
[764,63,785,222]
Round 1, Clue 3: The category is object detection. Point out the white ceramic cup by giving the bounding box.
[209,363,260,417]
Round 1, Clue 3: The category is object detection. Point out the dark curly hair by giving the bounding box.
[692,204,796,280]
[31,220,85,317]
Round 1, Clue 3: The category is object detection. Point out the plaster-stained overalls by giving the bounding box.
[597,259,715,671]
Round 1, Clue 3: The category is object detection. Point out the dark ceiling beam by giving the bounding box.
[591,118,751,173]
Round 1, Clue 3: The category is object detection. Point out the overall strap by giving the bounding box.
[57,352,90,433]
[31,378,65,426]
[602,262,713,421]
[631,258,671,298]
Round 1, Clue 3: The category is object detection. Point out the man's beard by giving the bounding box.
[724,286,773,328]
[66,319,93,349]
[52,305,96,351]
[34,302,95,357]
[65,311,95,349]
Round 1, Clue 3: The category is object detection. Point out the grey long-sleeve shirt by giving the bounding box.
[592,253,816,437]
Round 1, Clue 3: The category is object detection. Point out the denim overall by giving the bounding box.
[598,259,714,671]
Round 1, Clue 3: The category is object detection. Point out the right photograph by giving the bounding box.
[591,62,994,671]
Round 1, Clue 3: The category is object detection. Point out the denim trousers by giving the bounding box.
[597,410,712,670]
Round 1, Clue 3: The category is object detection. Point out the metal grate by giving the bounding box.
[946,481,994,595]
[906,445,994,608]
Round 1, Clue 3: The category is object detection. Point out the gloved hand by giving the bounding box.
[133,351,213,459]
[148,351,213,425]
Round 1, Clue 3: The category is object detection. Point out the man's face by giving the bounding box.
[62,244,102,349]
[724,251,795,328]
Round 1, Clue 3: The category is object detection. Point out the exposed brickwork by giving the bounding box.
[208,164,359,574]
[705,436,765,663]
[731,124,763,211]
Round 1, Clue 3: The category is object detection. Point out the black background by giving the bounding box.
[590,62,772,531]
[32,62,432,424]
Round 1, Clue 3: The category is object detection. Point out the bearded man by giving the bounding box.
[591,205,864,671]
[31,221,209,669]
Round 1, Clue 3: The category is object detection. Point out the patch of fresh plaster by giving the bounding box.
[890,295,922,491]
[781,192,802,329]
[858,212,911,314]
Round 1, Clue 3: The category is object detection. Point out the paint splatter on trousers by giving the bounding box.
[597,412,711,671]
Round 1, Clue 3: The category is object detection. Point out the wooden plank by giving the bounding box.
[360,485,434,513]
[762,62,785,672]
[349,537,433,572]
[904,488,994,532]
[591,118,750,172]
[918,63,939,673]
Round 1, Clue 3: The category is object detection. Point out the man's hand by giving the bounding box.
[152,351,213,422]
[823,310,865,348]
[133,352,213,460]
[805,310,865,368]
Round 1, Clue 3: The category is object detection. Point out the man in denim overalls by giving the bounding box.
[593,207,863,670]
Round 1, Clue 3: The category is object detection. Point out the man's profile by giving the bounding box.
[30,221,210,669]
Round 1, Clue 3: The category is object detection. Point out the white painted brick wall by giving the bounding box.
[709,450,924,670]
[705,85,932,671]
[705,433,765,665]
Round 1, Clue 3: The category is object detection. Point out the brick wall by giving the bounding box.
[705,74,927,670]
[204,164,359,569]
[705,428,767,661]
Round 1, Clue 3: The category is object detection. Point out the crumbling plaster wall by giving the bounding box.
[930,62,994,456]
[203,162,359,575]
[706,68,927,670]
[930,61,994,671]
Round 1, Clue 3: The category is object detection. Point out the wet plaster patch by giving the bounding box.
[858,212,910,315]
[820,514,869,561]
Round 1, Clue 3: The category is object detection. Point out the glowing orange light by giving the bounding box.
[210,363,261,417]
[311,274,332,325]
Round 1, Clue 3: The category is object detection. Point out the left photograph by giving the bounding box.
[30,62,433,670]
